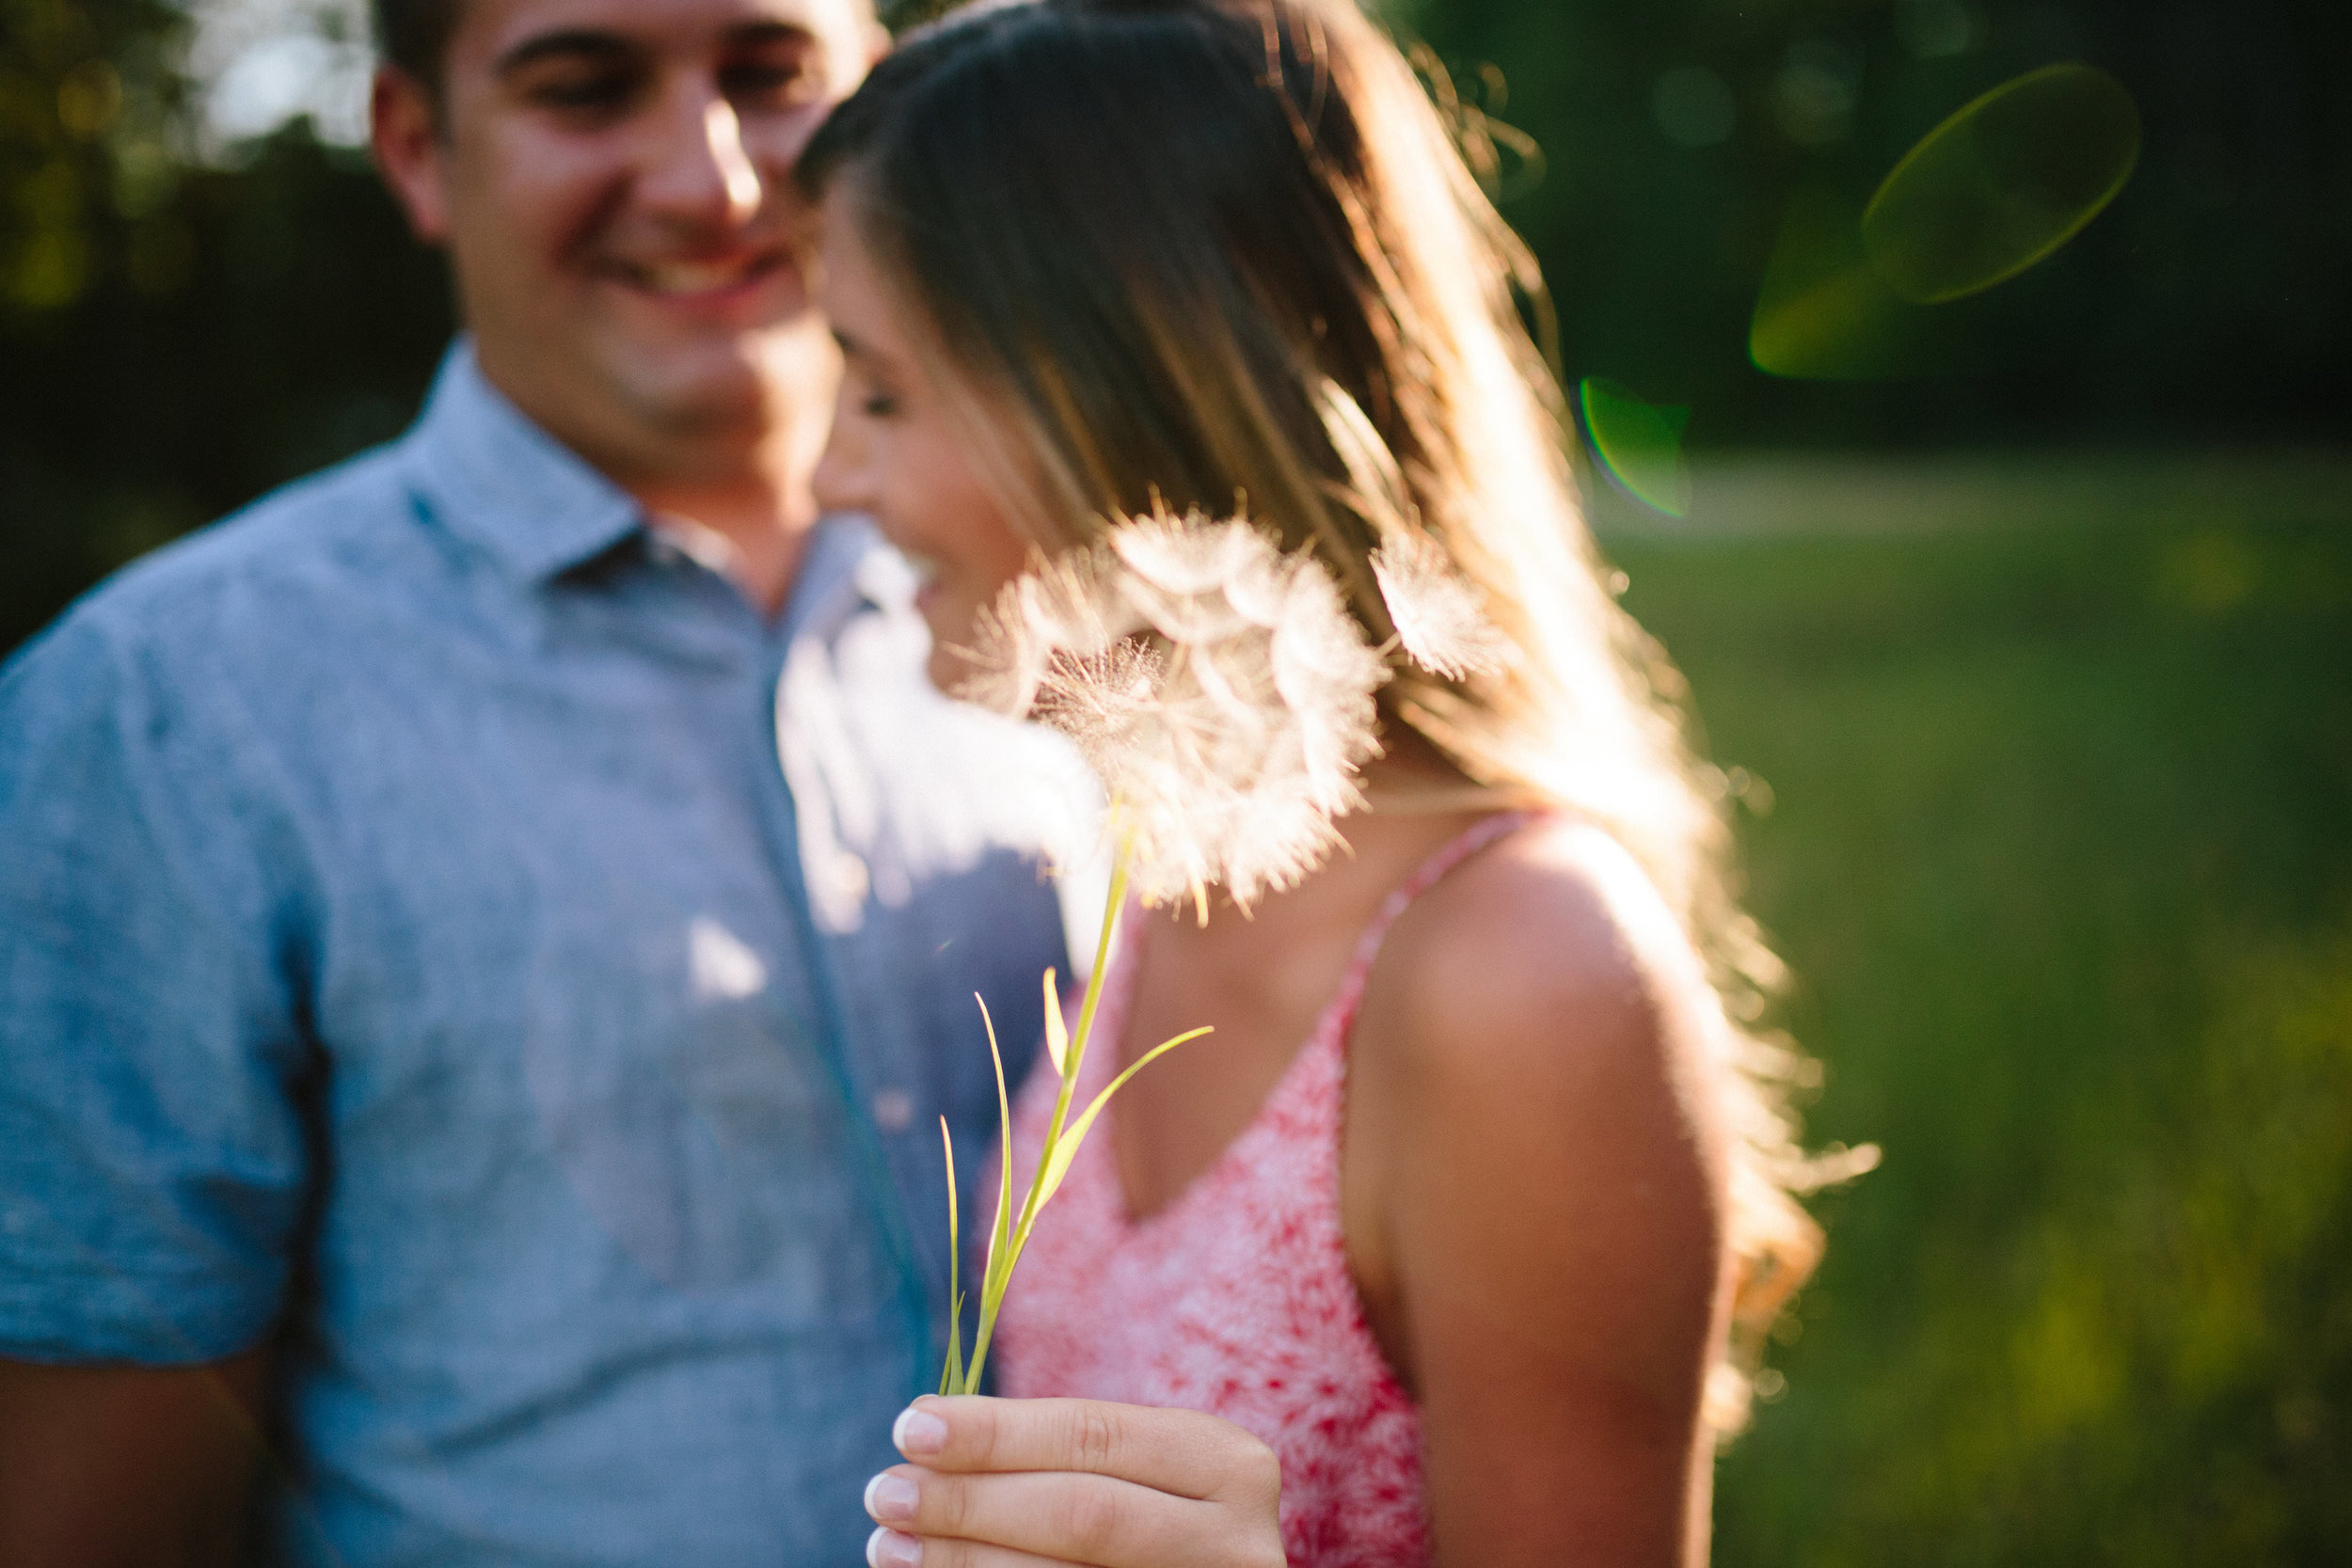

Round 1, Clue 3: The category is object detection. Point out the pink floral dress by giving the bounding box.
[989,814,1528,1566]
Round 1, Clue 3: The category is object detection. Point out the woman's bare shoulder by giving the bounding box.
[1360,814,1716,1102]
[1349,814,1732,1539]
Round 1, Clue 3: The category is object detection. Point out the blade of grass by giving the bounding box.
[1007,844,1133,1265]
[938,1117,962,1396]
[1041,967,1069,1078]
[1032,1027,1211,1212]
[967,994,1019,1393]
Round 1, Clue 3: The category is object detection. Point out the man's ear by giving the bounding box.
[371,65,451,245]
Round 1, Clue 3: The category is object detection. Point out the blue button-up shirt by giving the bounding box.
[0,346,1087,1565]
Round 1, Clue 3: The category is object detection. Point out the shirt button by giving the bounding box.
[871,1088,914,1133]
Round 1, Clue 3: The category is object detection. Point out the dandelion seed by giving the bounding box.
[1312,377,1504,682]
[1371,530,1511,680]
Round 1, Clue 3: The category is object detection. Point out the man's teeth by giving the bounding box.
[634,260,757,293]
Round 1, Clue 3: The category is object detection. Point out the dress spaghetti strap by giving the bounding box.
[1321,809,1536,1050]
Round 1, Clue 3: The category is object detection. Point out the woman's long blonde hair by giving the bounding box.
[804,0,1864,1434]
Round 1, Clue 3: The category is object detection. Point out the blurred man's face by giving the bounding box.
[374,0,880,484]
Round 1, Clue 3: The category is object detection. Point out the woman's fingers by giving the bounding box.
[866,1524,1075,1568]
[892,1395,1279,1507]
[866,1462,1257,1567]
[865,1396,1285,1568]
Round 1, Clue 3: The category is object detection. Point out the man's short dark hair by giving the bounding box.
[373,0,463,93]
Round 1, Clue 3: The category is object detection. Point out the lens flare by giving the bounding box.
[1750,63,2136,379]
[1861,62,2140,305]
[1577,377,1691,517]
[1748,188,1937,381]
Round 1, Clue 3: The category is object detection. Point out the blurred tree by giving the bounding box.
[1397,0,2352,451]
[1,0,450,655]
[7,0,2347,652]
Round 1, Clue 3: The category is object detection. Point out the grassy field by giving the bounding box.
[1593,452,2352,1565]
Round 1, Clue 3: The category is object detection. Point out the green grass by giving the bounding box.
[1595,453,2352,1565]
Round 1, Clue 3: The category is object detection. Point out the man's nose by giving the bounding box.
[639,92,763,229]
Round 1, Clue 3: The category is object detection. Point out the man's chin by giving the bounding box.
[603,337,796,442]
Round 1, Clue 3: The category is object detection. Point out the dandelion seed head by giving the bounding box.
[959,505,1387,911]
[1371,531,1512,681]
[956,552,1141,718]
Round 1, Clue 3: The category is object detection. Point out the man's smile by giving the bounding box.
[604,247,790,299]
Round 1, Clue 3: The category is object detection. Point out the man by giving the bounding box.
[0,0,1086,1560]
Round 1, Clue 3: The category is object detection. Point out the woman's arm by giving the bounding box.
[1352,817,1735,1567]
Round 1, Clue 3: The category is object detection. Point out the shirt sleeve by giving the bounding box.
[0,610,316,1365]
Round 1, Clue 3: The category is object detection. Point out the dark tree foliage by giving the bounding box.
[2,0,2345,641]
[2,0,451,656]
[1400,0,2352,450]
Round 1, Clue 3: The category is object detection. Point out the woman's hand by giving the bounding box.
[861,1395,1284,1568]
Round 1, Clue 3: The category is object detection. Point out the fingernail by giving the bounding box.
[892,1403,948,1458]
[866,1526,921,1568]
[864,1470,919,1524]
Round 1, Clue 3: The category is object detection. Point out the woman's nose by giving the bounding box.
[812,418,872,517]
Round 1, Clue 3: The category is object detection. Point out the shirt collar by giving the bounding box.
[399,339,647,583]
[398,338,898,635]
[779,513,906,643]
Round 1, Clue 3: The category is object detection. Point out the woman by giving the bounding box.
[804,1,1859,1561]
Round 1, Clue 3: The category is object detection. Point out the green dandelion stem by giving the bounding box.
[943,821,1200,1396]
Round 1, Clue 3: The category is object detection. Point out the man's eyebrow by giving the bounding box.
[725,20,818,48]
[494,29,640,78]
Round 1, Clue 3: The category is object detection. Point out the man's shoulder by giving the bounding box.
[13,442,437,692]
[89,444,420,633]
